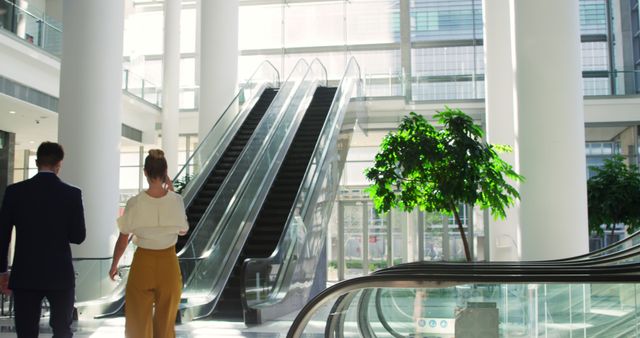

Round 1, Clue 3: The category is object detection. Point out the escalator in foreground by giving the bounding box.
[287,247,640,337]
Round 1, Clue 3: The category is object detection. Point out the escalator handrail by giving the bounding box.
[176,60,280,208]
[548,228,640,262]
[363,237,640,274]
[286,263,640,338]
[240,57,362,310]
[178,59,328,320]
[176,59,310,259]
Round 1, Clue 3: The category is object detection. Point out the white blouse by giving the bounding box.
[117,190,189,250]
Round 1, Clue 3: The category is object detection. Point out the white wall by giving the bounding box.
[0,31,59,96]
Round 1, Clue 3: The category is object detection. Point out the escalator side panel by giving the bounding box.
[177,89,278,252]
[211,87,338,320]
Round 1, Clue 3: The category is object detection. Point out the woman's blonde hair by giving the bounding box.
[144,149,167,180]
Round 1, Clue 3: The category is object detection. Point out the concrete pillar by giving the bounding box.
[58,0,124,258]
[482,0,519,261]
[511,0,589,260]
[198,0,238,139]
[162,0,180,176]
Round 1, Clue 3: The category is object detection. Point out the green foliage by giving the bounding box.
[587,155,640,237]
[173,174,193,194]
[365,107,524,261]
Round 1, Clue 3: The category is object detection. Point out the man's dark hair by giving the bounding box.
[36,142,64,167]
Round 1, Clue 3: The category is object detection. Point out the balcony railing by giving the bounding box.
[362,69,640,101]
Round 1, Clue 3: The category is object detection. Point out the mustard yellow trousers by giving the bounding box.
[125,246,182,338]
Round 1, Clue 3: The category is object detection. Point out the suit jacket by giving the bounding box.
[0,172,86,290]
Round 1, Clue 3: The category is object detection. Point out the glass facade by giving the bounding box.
[632,0,640,92]
[238,0,615,99]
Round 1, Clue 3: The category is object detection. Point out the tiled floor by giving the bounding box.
[0,316,302,337]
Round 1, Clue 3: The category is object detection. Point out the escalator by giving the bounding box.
[212,87,337,320]
[177,88,277,252]
[286,244,640,338]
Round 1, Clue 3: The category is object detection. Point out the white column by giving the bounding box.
[482,0,519,261]
[162,0,181,176]
[58,0,124,258]
[198,0,238,139]
[511,0,589,260]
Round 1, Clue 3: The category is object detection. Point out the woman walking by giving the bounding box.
[109,149,188,338]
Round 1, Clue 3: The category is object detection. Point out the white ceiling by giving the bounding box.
[0,93,57,152]
[0,93,146,153]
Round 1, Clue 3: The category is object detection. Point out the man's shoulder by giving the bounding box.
[59,181,82,193]
[5,180,29,193]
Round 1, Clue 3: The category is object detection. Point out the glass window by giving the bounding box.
[239,4,283,50]
[180,8,196,53]
[284,51,348,80]
[412,46,484,100]
[410,0,482,42]
[123,10,164,56]
[284,2,344,48]
[120,152,140,166]
[582,42,609,71]
[119,167,141,190]
[346,0,400,44]
[180,57,196,88]
[580,0,608,35]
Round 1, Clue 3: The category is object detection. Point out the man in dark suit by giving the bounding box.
[0,142,86,338]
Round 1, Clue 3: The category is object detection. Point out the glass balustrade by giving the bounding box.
[177,59,327,321]
[122,69,162,107]
[288,277,640,338]
[0,0,62,56]
[242,57,362,321]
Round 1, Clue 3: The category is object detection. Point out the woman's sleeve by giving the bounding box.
[177,196,189,236]
[117,199,135,234]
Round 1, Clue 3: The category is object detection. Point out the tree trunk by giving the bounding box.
[610,225,616,245]
[452,205,471,262]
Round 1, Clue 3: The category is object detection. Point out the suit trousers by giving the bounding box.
[13,288,75,338]
[125,246,182,338]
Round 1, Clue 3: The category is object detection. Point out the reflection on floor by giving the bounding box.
[0,317,301,338]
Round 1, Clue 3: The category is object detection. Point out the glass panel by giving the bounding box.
[412,46,484,100]
[284,52,347,81]
[580,0,608,35]
[292,282,640,338]
[410,0,483,42]
[582,42,609,71]
[344,203,365,279]
[584,77,610,96]
[368,203,388,272]
[42,22,62,57]
[119,167,140,190]
[351,49,402,97]
[239,4,283,50]
[180,8,196,53]
[424,212,444,261]
[123,10,163,56]
[284,2,344,48]
[346,0,400,44]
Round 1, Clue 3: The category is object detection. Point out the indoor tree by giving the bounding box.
[365,107,523,261]
[587,155,640,244]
